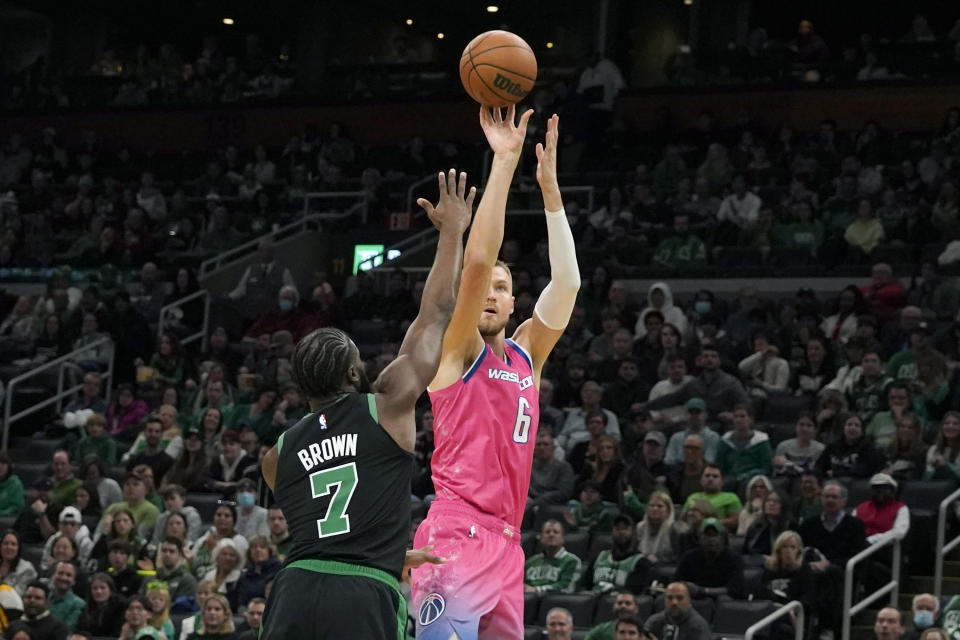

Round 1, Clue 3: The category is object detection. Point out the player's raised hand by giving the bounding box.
[402,545,445,583]
[479,104,533,157]
[535,113,563,211]
[417,169,476,235]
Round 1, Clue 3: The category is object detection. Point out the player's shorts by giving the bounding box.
[259,559,406,640]
[411,500,524,640]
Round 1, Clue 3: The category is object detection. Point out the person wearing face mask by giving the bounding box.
[244,285,316,343]
[902,593,939,640]
[233,479,268,539]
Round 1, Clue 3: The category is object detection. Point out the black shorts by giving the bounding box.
[260,562,406,640]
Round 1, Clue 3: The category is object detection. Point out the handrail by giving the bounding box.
[198,214,324,278]
[157,289,211,352]
[842,535,901,640]
[301,190,368,224]
[744,600,804,640]
[2,336,115,451]
[934,486,960,602]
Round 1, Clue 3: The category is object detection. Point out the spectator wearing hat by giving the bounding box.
[101,473,159,539]
[580,514,649,593]
[674,517,746,599]
[13,478,59,544]
[683,465,742,532]
[41,507,93,570]
[565,482,613,534]
[664,398,720,466]
[853,473,910,544]
[528,431,575,512]
[205,430,255,495]
[716,404,773,485]
[621,431,668,514]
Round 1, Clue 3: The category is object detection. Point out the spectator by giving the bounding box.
[144,580,175,639]
[50,451,82,508]
[91,507,145,570]
[234,479,268,539]
[18,582,69,640]
[683,464,742,532]
[874,607,905,640]
[557,382,621,454]
[866,383,915,449]
[635,283,687,340]
[580,514,648,593]
[544,607,574,640]
[47,562,84,628]
[653,214,707,269]
[739,331,790,398]
[150,536,197,601]
[822,285,863,344]
[862,263,907,320]
[760,531,815,632]
[717,404,773,484]
[130,262,167,326]
[793,336,836,396]
[644,582,711,640]
[799,480,868,574]
[142,333,185,388]
[100,473,160,539]
[882,306,925,360]
[72,413,117,466]
[162,427,208,492]
[648,356,695,417]
[75,573,125,638]
[62,373,108,416]
[842,350,893,425]
[737,474,774,535]
[588,310,625,364]
[716,174,762,240]
[816,413,882,478]
[613,616,645,639]
[234,536,280,608]
[773,412,826,477]
[80,457,122,512]
[117,595,157,640]
[104,541,142,597]
[852,473,910,544]
[523,520,582,594]
[575,435,624,503]
[743,489,796,556]
[105,384,149,438]
[664,399,719,465]
[886,415,928,481]
[191,504,249,581]
[903,593,940,640]
[909,262,959,322]
[267,507,291,561]
[12,479,58,544]
[666,434,707,504]
[178,580,215,640]
[205,430,255,495]
[585,592,639,640]
[235,596,266,639]
[602,356,650,422]
[200,540,243,613]
[646,346,750,423]
[621,431,668,511]
[152,485,202,545]
[674,517,746,599]
[792,472,823,524]
[635,491,676,563]
[244,286,315,342]
[229,387,278,443]
[528,431,575,510]
[0,454,23,517]
[925,411,960,481]
[845,199,886,258]
[41,507,93,571]
[123,417,175,485]
[0,531,37,596]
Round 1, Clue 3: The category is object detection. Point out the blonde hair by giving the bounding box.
[145,581,171,628]
[637,491,675,556]
[199,592,234,634]
[764,530,803,572]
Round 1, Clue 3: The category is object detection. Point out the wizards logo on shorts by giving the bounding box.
[418,593,445,626]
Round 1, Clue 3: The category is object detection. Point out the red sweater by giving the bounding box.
[855,499,904,538]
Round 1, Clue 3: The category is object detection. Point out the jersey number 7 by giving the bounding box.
[309,462,359,538]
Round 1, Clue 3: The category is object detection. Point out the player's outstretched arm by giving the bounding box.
[373,169,474,451]
[431,105,534,389]
[514,114,580,380]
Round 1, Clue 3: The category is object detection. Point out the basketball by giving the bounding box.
[459,30,537,107]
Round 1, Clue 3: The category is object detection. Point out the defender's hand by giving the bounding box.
[479,104,533,157]
[535,114,560,190]
[418,169,476,235]
[402,545,445,584]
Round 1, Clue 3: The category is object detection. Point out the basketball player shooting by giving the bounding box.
[258,170,474,640]
[412,108,580,639]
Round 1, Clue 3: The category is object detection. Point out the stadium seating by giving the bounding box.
[711,599,778,639]
[539,593,598,628]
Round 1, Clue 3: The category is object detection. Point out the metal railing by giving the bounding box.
[157,289,211,352]
[842,535,901,640]
[301,190,368,224]
[934,486,960,602]
[2,336,115,451]
[744,600,804,640]
[356,227,438,272]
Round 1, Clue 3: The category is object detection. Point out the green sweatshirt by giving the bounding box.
[74,434,118,465]
[886,351,917,382]
[571,503,613,533]
[653,235,707,269]
[716,430,773,481]
[523,548,582,593]
[587,550,645,593]
[0,475,24,516]
[585,621,617,640]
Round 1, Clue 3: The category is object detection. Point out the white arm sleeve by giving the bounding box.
[534,208,581,330]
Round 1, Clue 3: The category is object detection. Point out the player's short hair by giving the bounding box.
[292,327,357,401]
[494,259,513,284]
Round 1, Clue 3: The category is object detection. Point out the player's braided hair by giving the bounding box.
[292,327,355,401]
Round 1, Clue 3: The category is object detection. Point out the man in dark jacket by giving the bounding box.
[18,582,69,640]
[674,517,746,599]
[644,582,712,640]
[645,346,749,424]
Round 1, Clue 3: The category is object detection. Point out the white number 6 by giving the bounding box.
[512,396,532,443]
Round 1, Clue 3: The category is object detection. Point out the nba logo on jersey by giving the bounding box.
[418,593,445,626]
[318,414,327,429]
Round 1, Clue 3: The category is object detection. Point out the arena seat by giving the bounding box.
[563,531,590,561]
[15,438,65,463]
[572,630,589,640]
[539,593,597,628]
[765,422,796,449]
[593,593,653,624]
[16,463,48,489]
[21,544,43,568]
[522,531,538,557]
[845,478,873,509]
[587,532,612,560]
[711,599,777,638]
[186,492,221,523]
[761,396,813,423]
[690,597,715,624]
[524,591,541,625]
[0,516,15,532]
[534,504,572,532]
[900,479,956,516]
[649,563,677,586]
[524,627,542,640]
[743,565,765,598]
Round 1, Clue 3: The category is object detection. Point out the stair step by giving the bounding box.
[906,576,960,593]
[945,561,960,578]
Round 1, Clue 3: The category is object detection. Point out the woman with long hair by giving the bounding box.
[925,411,960,481]
[201,539,243,610]
[792,335,836,397]
[145,580,176,639]
[235,535,281,607]
[816,413,882,479]
[743,489,796,557]
[886,415,928,481]
[576,435,624,503]
[821,285,863,344]
[179,579,216,640]
[185,592,236,639]
[162,428,208,492]
[190,504,248,581]
[672,499,717,557]
[635,491,675,563]
[737,475,774,535]
[75,572,126,637]
[0,530,37,595]
[118,596,162,640]
[81,455,123,510]
[198,407,224,460]
[760,531,815,639]
[90,508,145,567]
[0,453,23,516]
[146,332,185,387]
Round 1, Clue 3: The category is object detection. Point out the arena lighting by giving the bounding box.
[486,5,499,12]
[222,17,234,25]
[405,18,413,25]
[683,0,693,5]
[437,32,444,39]
[546,42,554,49]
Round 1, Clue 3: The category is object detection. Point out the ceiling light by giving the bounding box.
[222,17,234,25]
[437,32,444,39]
[683,0,693,5]
[546,42,554,49]
[405,18,413,25]
[486,5,499,12]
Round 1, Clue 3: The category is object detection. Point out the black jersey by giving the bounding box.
[275,392,413,578]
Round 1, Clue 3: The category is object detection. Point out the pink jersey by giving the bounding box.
[428,338,539,528]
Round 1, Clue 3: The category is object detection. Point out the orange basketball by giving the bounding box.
[459,30,537,107]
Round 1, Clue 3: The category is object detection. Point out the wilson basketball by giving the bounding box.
[459,30,537,107]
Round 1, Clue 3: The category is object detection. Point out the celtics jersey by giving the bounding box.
[590,550,645,592]
[275,393,413,579]
[524,548,582,593]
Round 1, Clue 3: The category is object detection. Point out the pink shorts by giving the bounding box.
[411,501,524,640]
